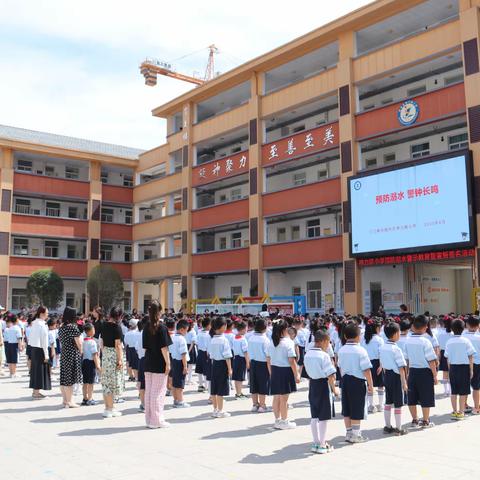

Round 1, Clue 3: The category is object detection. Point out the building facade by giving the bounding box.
[3,0,480,315]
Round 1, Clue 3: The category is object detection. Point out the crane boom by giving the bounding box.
[140,59,205,86]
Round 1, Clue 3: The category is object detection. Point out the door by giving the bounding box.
[370,282,382,316]
[143,295,152,314]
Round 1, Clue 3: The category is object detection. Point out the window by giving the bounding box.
[68,206,78,219]
[231,286,242,300]
[384,153,396,164]
[11,289,27,310]
[124,245,132,262]
[44,240,59,258]
[231,232,242,248]
[444,74,463,86]
[101,170,108,184]
[307,281,322,309]
[45,165,55,177]
[101,208,114,223]
[363,104,375,111]
[381,98,393,105]
[143,249,154,260]
[219,237,227,250]
[411,142,430,159]
[123,291,131,312]
[292,286,301,296]
[293,172,306,186]
[219,194,227,203]
[277,227,286,242]
[317,168,328,180]
[65,293,75,308]
[15,198,31,214]
[46,202,60,217]
[407,85,426,97]
[307,219,321,238]
[125,210,133,224]
[67,244,78,259]
[17,160,32,172]
[100,244,113,261]
[13,238,28,256]
[366,158,377,168]
[291,225,300,240]
[65,166,79,179]
[448,133,468,151]
[123,175,133,187]
[292,124,305,133]
[231,188,242,201]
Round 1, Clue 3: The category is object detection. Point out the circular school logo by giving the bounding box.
[398,100,419,126]
[353,180,362,191]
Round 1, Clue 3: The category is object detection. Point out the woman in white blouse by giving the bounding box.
[29,306,52,399]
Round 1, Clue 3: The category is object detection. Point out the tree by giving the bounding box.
[26,269,64,309]
[87,265,124,313]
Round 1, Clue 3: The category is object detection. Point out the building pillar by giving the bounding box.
[338,32,362,314]
[248,72,265,297]
[460,3,480,288]
[0,147,13,308]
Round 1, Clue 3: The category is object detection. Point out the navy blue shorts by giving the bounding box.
[127,346,139,370]
[249,360,270,395]
[370,359,384,388]
[195,350,207,374]
[439,350,449,372]
[210,359,229,396]
[5,342,18,364]
[82,359,95,384]
[408,368,435,407]
[187,344,197,365]
[471,364,480,390]
[232,355,247,381]
[26,344,32,359]
[309,378,332,420]
[171,359,186,389]
[341,374,366,420]
[450,364,471,396]
[55,337,61,355]
[270,365,296,395]
[384,369,404,408]
[138,357,145,390]
[297,346,305,366]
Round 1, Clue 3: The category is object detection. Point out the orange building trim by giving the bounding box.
[9,257,88,278]
[101,223,132,242]
[191,199,249,230]
[191,248,249,275]
[102,184,133,205]
[101,261,132,280]
[13,172,90,199]
[192,151,249,187]
[11,214,89,238]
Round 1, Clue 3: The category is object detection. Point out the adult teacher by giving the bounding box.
[29,306,52,399]
[143,300,171,429]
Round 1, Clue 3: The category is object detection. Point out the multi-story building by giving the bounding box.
[3,0,480,316]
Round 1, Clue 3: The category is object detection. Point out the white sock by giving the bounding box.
[446,382,451,395]
[368,394,374,407]
[310,419,320,444]
[207,381,211,394]
[187,365,193,383]
[378,389,384,407]
[352,424,361,437]
[384,405,392,427]
[198,374,204,387]
[394,408,402,429]
[442,379,448,394]
[318,420,327,446]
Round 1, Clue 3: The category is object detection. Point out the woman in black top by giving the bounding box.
[101,307,125,418]
[142,300,172,428]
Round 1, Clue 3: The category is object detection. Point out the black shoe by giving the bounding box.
[383,426,395,434]
[393,428,408,436]
[81,399,88,406]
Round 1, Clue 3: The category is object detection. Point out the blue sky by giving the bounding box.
[0,0,371,150]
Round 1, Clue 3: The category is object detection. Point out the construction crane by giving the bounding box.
[140,44,219,87]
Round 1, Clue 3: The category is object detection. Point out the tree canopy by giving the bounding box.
[26,269,64,309]
[87,265,124,313]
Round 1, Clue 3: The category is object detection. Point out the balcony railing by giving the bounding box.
[15,204,31,214]
[46,208,60,217]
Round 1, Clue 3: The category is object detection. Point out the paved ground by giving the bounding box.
[1,356,479,480]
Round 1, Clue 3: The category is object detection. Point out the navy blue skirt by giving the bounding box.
[370,359,384,388]
[138,356,146,390]
[171,358,186,389]
[5,342,18,364]
[26,344,32,359]
[309,378,332,420]
[232,355,247,381]
[127,346,139,370]
[249,360,270,395]
[439,350,449,372]
[297,346,305,366]
[187,344,197,364]
[270,365,296,395]
[205,357,212,381]
[195,350,207,374]
[210,359,229,396]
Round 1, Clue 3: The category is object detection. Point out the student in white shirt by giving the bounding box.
[464,316,480,414]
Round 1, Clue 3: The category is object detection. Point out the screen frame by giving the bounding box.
[348,149,476,258]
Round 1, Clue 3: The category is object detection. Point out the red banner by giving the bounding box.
[192,150,249,187]
[358,248,475,267]
[262,122,339,167]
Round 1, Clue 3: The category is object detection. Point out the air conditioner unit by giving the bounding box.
[144,215,153,221]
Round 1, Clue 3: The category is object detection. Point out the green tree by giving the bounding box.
[87,264,124,312]
[26,269,64,309]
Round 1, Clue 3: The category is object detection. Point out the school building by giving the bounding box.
[2,0,480,315]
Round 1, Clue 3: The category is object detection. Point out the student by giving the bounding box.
[437,316,453,397]
[124,320,139,382]
[208,317,233,418]
[404,315,438,428]
[463,316,480,414]
[337,322,373,443]
[185,320,197,385]
[379,322,408,435]
[135,318,146,412]
[4,315,23,378]
[81,323,101,406]
[169,319,190,408]
[195,317,211,393]
[267,318,300,430]
[362,318,385,413]
[397,319,411,359]
[247,318,271,413]
[444,318,475,420]
[232,320,250,398]
[303,330,338,454]
[224,318,235,352]
[293,318,307,377]
[165,318,176,397]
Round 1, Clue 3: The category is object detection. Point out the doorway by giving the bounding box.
[370,282,382,316]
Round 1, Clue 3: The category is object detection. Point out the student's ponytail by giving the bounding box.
[210,316,226,337]
[364,318,382,344]
[271,319,288,347]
